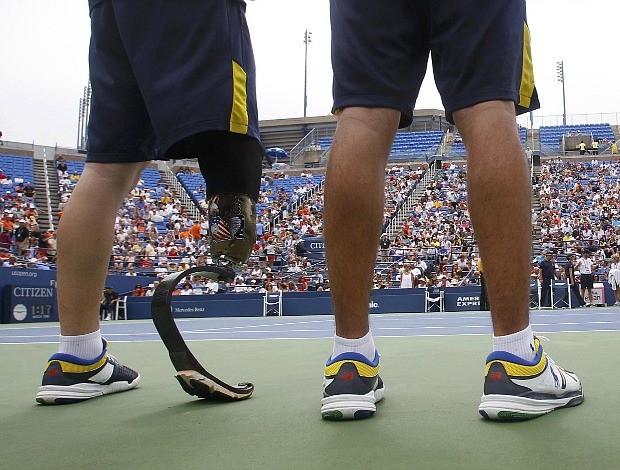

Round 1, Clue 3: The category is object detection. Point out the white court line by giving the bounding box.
[3,328,620,346]
[188,318,334,332]
[532,321,620,327]
[184,328,335,334]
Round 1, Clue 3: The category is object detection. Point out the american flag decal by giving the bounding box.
[211,215,245,241]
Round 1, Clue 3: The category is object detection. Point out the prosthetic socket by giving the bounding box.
[207,193,256,269]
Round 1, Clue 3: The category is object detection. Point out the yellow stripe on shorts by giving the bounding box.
[230,60,249,135]
[518,22,535,109]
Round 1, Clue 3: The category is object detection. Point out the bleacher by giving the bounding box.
[177,172,325,220]
[64,161,161,190]
[450,128,527,157]
[0,154,35,195]
[319,131,445,160]
[389,131,444,159]
[539,123,614,153]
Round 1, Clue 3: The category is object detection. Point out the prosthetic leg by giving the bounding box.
[151,131,261,401]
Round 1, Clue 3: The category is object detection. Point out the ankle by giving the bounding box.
[492,324,536,362]
[332,330,376,362]
[59,330,104,361]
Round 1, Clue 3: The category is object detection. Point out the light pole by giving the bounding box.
[303,29,312,118]
[77,81,92,150]
[556,61,566,126]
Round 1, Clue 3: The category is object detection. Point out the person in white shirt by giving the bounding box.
[575,250,595,306]
[145,281,159,296]
[206,279,219,294]
[607,253,620,306]
[179,283,194,295]
[399,264,415,289]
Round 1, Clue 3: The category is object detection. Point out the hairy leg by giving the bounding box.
[324,107,400,338]
[57,162,148,335]
[454,101,530,335]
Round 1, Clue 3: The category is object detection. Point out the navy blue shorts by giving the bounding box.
[580,273,594,290]
[330,0,540,126]
[87,0,259,162]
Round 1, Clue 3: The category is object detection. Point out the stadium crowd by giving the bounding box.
[1,164,55,268]
[3,152,620,299]
[536,158,620,282]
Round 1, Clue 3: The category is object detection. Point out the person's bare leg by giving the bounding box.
[57,162,148,335]
[453,101,530,336]
[324,107,400,338]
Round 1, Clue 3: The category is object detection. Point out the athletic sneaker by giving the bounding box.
[36,340,140,405]
[321,351,384,420]
[479,337,583,420]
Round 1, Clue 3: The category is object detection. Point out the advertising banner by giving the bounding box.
[3,285,58,323]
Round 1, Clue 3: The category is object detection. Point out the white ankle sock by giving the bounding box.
[59,330,104,361]
[493,324,536,362]
[332,330,376,362]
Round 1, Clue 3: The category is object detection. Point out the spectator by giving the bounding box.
[206,278,219,294]
[399,263,415,288]
[2,255,24,267]
[294,234,309,258]
[607,253,620,306]
[13,218,30,255]
[131,284,146,296]
[100,286,119,321]
[55,157,68,178]
[145,281,160,296]
[23,182,36,202]
[576,250,596,307]
[179,282,194,295]
[539,252,556,308]
[124,265,137,276]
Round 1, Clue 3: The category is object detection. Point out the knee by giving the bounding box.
[82,161,149,193]
[452,100,519,144]
[337,107,400,141]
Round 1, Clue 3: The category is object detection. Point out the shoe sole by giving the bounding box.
[479,391,584,421]
[35,375,140,405]
[321,388,385,420]
[175,370,254,401]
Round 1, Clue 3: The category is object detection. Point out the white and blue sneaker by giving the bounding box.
[479,337,583,420]
[321,351,384,420]
[36,340,140,405]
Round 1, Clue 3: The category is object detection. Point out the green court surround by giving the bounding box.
[1,332,618,469]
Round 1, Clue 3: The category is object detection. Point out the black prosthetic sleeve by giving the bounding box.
[187,131,263,201]
[152,131,261,402]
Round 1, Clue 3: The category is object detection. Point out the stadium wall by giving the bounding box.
[1,268,616,323]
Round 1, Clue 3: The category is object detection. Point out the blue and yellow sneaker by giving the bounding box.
[36,340,140,405]
[479,337,583,420]
[321,351,384,420]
